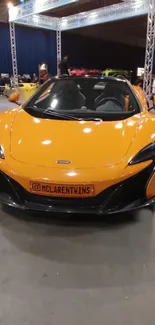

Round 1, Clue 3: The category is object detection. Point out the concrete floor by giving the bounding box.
[0,208,155,325]
[0,97,155,324]
[0,96,19,111]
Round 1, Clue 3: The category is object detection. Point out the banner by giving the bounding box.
[9,0,78,21]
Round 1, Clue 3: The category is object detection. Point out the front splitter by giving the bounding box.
[0,193,154,215]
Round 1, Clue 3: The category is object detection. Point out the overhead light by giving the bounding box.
[90,11,97,19]
[7,2,14,9]
[61,18,67,26]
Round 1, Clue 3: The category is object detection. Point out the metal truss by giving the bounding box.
[0,12,7,23]
[15,14,58,30]
[10,0,148,29]
[9,22,18,88]
[8,0,155,98]
[56,30,61,76]
[59,0,148,30]
[9,0,79,22]
[143,0,155,97]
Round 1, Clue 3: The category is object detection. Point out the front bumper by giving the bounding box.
[0,165,154,215]
[0,192,155,215]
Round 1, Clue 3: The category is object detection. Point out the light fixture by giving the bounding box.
[90,11,97,19]
[7,2,14,9]
[61,18,68,26]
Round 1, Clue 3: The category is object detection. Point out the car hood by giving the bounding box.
[10,110,138,168]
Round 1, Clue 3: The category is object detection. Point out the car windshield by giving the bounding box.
[24,77,140,121]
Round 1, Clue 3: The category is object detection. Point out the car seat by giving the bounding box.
[52,81,86,111]
[95,83,128,112]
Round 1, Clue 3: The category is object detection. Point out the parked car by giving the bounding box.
[0,76,155,215]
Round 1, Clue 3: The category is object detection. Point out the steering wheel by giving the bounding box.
[96,97,124,111]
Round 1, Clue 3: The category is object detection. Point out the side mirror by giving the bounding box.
[8,92,20,103]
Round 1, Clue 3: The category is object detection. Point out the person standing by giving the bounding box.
[134,78,143,88]
[32,73,38,83]
[59,56,70,75]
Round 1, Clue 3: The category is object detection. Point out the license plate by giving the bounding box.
[30,182,94,197]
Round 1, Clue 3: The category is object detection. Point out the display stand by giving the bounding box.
[8,0,154,96]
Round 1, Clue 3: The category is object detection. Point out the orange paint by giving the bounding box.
[0,83,155,199]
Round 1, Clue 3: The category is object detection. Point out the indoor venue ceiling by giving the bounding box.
[0,0,147,48]
[0,0,28,5]
[0,0,23,9]
[66,15,147,48]
[44,0,147,48]
[0,0,25,21]
[46,0,124,17]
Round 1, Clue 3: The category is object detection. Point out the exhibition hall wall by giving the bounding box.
[62,32,145,73]
[0,22,57,76]
[0,22,145,76]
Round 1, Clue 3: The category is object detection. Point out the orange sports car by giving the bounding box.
[0,76,155,215]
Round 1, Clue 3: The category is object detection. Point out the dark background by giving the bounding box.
[0,22,146,77]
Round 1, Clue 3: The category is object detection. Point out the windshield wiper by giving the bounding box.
[26,106,103,121]
[81,117,103,122]
[26,106,81,120]
[44,109,81,120]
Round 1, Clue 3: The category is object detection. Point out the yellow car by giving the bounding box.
[0,76,155,215]
[4,82,39,103]
[102,69,132,80]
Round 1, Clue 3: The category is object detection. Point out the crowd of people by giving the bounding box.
[0,73,39,87]
[0,56,69,93]
[0,72,49,95]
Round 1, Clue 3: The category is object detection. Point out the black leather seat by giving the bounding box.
[95,83,126,112]
[53,81,86,111]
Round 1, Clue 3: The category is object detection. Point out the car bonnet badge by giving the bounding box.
[57,160,71,164]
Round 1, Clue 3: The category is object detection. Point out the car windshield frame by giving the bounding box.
[23,76,141,121]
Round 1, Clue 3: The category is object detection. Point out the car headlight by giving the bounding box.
[129,142,155,165]
[0,146,5,159]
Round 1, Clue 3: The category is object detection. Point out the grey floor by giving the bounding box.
[0,208,154,325]
[0,96,18,111]
[0,97,155,324]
